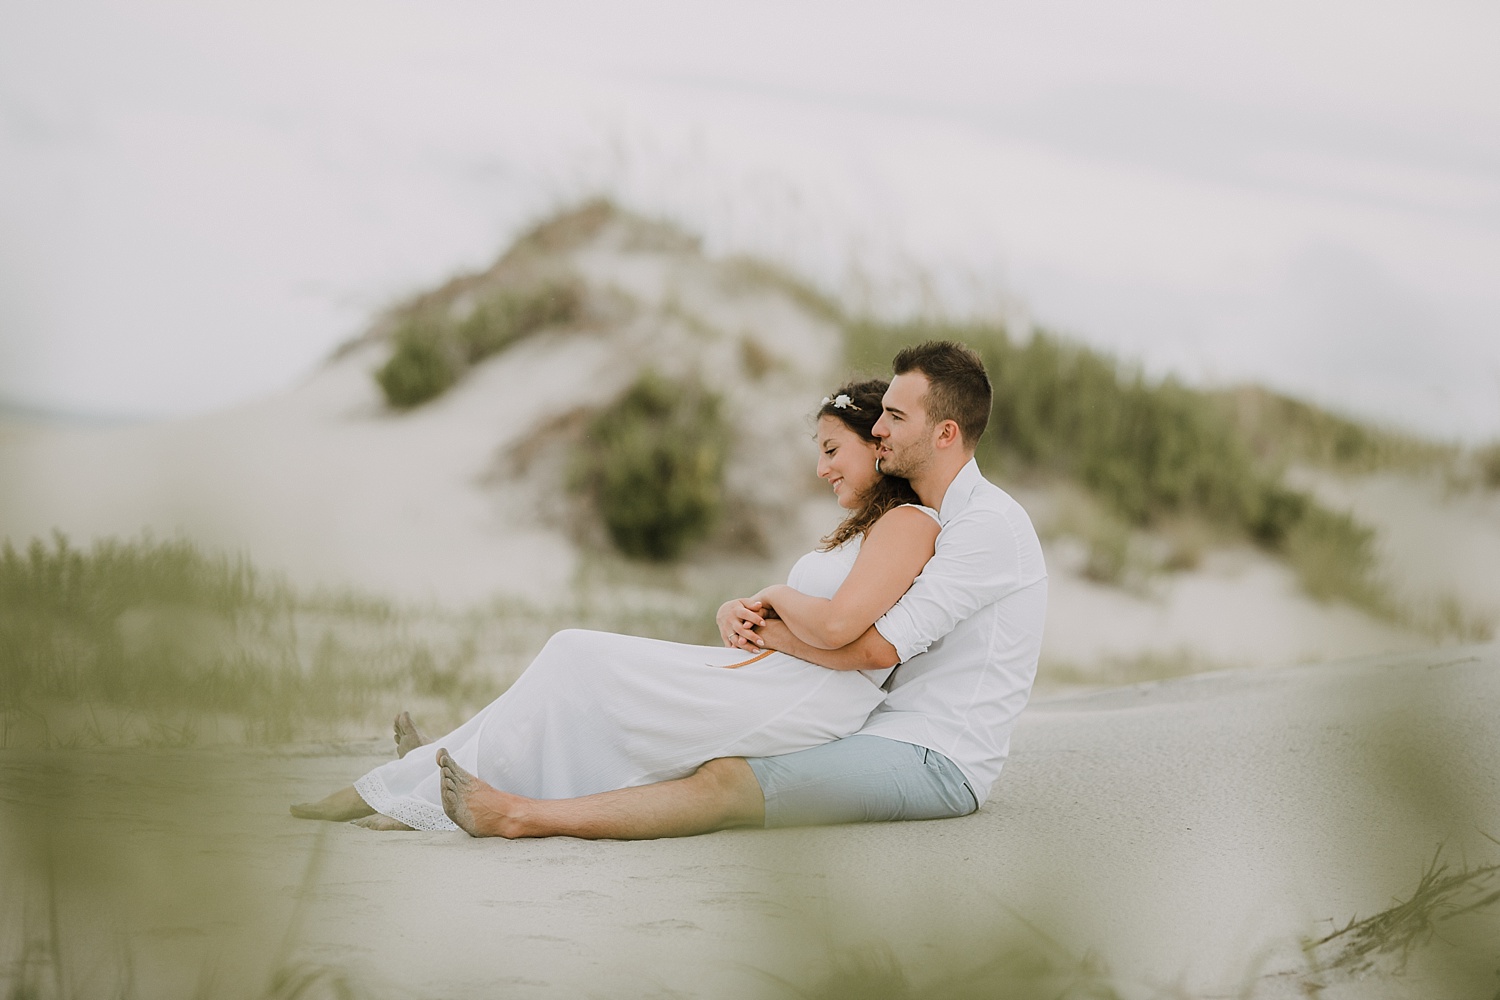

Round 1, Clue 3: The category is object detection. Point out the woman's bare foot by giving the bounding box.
[393,711,431,759]
[290,784,376,822]
[350,813,415,831]
[437,748,529,838]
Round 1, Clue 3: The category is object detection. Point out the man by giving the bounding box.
[436,340,1048,837]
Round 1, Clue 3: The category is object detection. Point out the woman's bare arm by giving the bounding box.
[752,618,900,671]
[751,505,939,650]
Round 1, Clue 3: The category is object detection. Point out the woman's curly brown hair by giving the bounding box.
[817,378,922,551]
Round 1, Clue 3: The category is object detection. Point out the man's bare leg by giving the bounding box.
[290,784,376,822]
[436,748,764,840]
[393,711,431,759]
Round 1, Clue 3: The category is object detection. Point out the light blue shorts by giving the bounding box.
[745,734,979,828]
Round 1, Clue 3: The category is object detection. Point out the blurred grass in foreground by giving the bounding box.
[1,748,359,1000]
[755,847,1500,1000]
[773,855,1500,1000]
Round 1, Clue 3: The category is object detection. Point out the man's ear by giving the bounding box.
[932,419,962,451]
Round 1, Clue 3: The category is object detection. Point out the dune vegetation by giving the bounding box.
[0,532,722,749]
[569,370,730,562]
[423,203,1472,617]
[0,532,449,746]
[366,201,1455,616]
[375,276,582,409]
[840,314,1473,620]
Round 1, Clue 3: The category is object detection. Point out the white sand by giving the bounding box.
[6,644,1495,998]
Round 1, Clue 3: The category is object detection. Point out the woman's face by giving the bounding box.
[816,414,882,509]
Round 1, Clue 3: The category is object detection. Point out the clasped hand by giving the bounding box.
[716,592,783,650]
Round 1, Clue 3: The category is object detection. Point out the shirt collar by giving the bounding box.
[937,458,983,524]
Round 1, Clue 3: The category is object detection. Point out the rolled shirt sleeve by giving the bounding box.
[874,503,1024,663]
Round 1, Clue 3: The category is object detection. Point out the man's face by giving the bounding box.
[871,372,934,480]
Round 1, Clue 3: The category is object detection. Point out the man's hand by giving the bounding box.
[754,618,796,653]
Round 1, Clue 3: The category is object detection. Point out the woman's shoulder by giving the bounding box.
[884,502,940,525]
[868,502,942,537]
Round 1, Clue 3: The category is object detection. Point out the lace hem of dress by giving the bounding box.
[353,772,460,832]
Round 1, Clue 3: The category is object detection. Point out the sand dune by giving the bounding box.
[4,210,1492,678]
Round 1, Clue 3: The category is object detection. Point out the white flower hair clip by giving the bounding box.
[821,393,862,411]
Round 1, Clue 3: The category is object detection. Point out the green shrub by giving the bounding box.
[1247,484,1310,548]
[1476,441,1500,489]
[571,372,728,561]
[375,276,582,409]
[1284,505,1382,607]
[375,317,461,409]
[458,279,581,363]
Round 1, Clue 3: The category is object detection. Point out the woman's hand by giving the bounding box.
[716,598,767,649]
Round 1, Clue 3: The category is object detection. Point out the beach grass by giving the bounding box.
[0,533,520,748]
[1218,385,1456,474]
[841,317,1408,617]
[1309,846,1500,977]
[0,531,742,749]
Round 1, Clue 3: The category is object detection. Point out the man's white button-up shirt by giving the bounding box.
[864,458,1048,804]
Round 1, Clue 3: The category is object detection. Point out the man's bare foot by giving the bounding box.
[350,814,415,831]
[290,784,376,822]
[393,711,431,759]
[437,748,528,838]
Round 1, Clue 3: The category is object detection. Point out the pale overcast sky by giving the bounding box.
[3,0,1498,439]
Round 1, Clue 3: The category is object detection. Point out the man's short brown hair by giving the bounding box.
[892,340,992,448]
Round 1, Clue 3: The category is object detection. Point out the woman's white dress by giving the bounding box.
[354,538,893,831]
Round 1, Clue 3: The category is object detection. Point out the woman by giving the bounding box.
[291,378,941,831]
